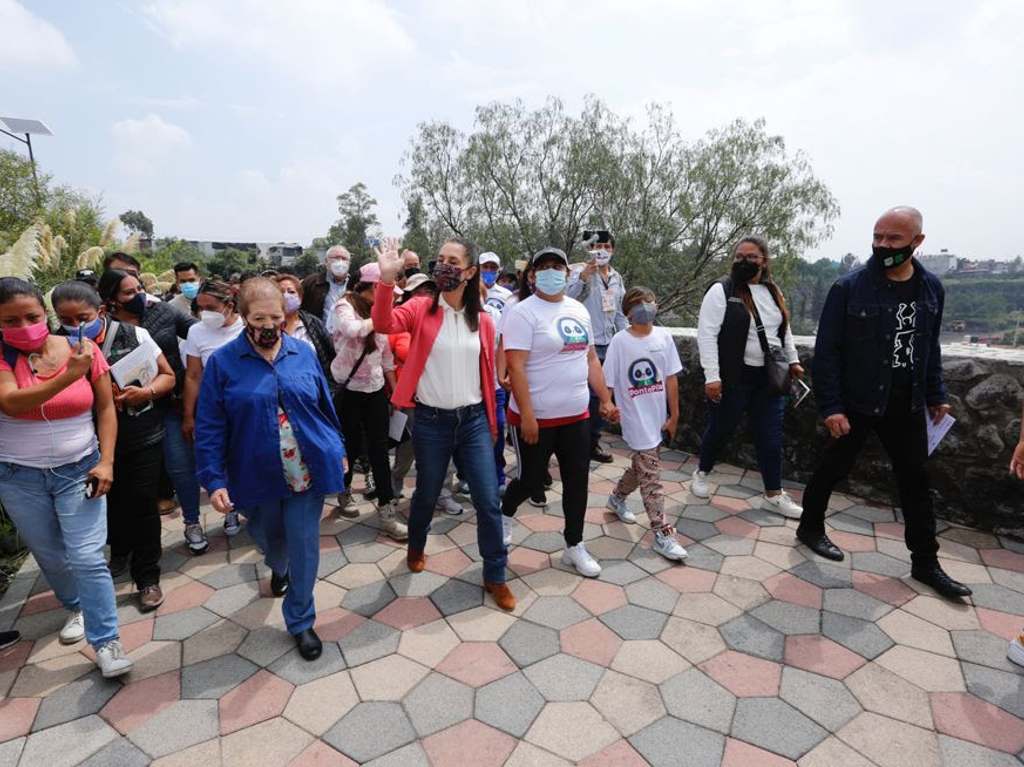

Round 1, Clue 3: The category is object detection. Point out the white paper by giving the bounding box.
[926,412,955,456]
[389,409,409,442]
[109,342,159,389]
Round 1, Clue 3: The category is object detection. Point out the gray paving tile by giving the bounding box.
[677,543,724,572]
[197,563,259,589]
[596,560,649,586]
[181,652,258,698]
[749,600,821,636]
[32,670,121,731]
[343,542,396,564]
[389,571,448,598]
[780,666,862,731]
[342,581,397,617]
[937,735,1022,767]
[715,485,759,500]
[827,513,875,536]
[952,630,1019,673]
[235,624,295,667]
[323,702,416,763]
[14,608,79,640]
[520,532,566,553]
[600,604,669,640]
[738,508,787,527]
[822,588,893,622]
[731,697,829,759]
[317,550,349,578]
[790,561,853,589]
[676,520,721,543]
[337,523,379,546]
[428,578,483,616]
[127,700,219,758]
[962,661,1024,718]
[850,552,912,577]
[159,548,189,573]
[703,534,756,557]
[0,738,23,767]
[630,716,725,767]
[844,505,896,523]
[659,668,736,734]
[968,584,1024,615]
[77,737,151,767]
[521,596,590,630]
[990,567,1024,594]
[202,580,261,617]
[152,605,220,641]
[627,544,676,575]
[719,614,785,661]
[402,672,473,736]
[474,671,545,737]
[18,715,118,767]
[269,641,347,685]
[498,620,560,667]
[337,619,400,667]
[523,653,604,701]
[821,611,894,660]
[625,578,681,614]
[364,742,430,767]
[683,505,730,523]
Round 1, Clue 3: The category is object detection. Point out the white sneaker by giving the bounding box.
[379,500,409,541]
[563,542,601,578]
[502,516,514,547]
[59,610,85,644]
[223,511,241,536]
[653,529,689,561]
[435,495,464,516]
[761,491,803,519]
[690,470,711,499]
[95,639,133,678]
[606,495,636,524]
[184,523,209,554]
[1008,633,1024,667]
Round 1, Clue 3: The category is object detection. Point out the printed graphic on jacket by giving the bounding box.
[892,301,916,370]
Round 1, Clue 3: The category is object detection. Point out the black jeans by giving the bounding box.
[334,387,394,505]
[587,344,608,451]
[798,406,939,567]
[107,442,163,588]
[502,418,591,547]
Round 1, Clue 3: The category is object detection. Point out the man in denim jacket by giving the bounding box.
[796,206,971,599]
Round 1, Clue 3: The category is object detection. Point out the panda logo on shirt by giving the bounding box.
[557,316,589,352]
[626,357,663,398]
[485,296,506,313]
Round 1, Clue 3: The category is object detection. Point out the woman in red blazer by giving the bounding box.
[372,237,513,611]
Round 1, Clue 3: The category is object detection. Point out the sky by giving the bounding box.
[1,0,1021,262]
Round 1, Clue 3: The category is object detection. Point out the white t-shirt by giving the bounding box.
[502,294,592,421]
[603,327,683,451]
[182,318,244,366]
[485,284,513,315]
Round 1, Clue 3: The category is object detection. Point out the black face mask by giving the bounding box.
[247,324,280,349]
[872,244,914,270]
[404,267,421,278]
[121,293,147,319]
[731,259,760,283]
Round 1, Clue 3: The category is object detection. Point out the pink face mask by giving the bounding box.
[2,321,50,352]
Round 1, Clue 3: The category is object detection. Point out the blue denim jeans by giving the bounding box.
[410,402,507,583]
[163,408,201,524]
[244,490,324,634]
[0,451,120,649]
[699,364,785,491]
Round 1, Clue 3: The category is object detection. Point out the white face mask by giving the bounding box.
[200,310,226,329]
[329,260,350,278]
[590,249,612,266]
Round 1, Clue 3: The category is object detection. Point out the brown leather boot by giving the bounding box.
[484,581,516,611]
[407,548,426,573]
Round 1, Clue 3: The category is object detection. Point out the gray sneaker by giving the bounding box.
[95,639,133,678]
[184,523,209,554]
[336,491,359,519]
[606,495,636,524]
[223,511,241,536]
[378,500,409,541]
[435,495,464,516]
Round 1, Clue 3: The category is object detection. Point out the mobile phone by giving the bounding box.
[84,476,99,498]
[77,324,84,347]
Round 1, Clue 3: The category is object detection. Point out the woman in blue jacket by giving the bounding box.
[195,278,345,660]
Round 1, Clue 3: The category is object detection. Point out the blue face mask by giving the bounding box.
[481,271,498,288]
[62,316,104,342]
[629,302,657,325]
[180,282,200,300]
[534,268,567,296]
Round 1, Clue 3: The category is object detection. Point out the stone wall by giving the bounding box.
[666,329,1024,537]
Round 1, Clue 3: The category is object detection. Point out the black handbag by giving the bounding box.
[748,301,791,396]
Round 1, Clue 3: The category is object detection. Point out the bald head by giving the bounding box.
[873,205,925,253]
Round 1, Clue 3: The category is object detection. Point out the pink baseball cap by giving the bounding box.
[359,262,382,283]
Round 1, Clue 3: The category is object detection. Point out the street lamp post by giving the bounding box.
[0,117,53,211]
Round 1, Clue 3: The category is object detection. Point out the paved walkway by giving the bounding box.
[1,443,1023,766]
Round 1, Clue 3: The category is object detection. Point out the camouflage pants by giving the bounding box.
[613,448,671,533]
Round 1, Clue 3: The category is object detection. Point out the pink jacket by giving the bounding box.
[371,282,498,438]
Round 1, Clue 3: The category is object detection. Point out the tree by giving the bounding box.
[207,247,258,278]
[401,195,432,259]
[399,96,839,317]
[0,149,51,249]
[143,238,206,275]
[292,251,321,277]
[119,209,154,238]
[325,182,381,263]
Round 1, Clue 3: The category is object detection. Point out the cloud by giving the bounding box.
[0,0,76,72]
[142,0,414,91]
[111,114,192,175]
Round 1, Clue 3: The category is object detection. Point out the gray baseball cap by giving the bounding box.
[530,247,569,267]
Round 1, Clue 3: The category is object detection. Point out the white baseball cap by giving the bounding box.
[479,251,501,267]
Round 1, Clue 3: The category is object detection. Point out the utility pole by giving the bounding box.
[0,117,53,211]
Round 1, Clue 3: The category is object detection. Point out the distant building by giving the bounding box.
[918,249,958,275]
[184,240,304,266]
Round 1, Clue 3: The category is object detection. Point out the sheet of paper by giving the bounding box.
[926,412,955,456]
[109,342,159,389]
[389,409,409,442]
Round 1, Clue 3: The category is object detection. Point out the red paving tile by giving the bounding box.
[287,740,358,767]
[980,549,1024,573]
[874,522,906,540]
[716,516,759,539]
[699,651,782,697]
[219,669,294,735]
[422,719,516,766]
[578,739,650,766]
[435,642,517,687]
[976,607,1022,641]
[561,618,623,666]
[82,617,154,662]
[518,514,565,532]
[315,607,367,642]
[0,640,33,673]
[20,590,63,617]
[764,572,822,609]
[657,566,717,593]
[425,548,474,577]
[931,692,1024,753]
[851,571,916,607]
[572,580,628,614]
[373,597,442,630]
[828,530,877,553]
[319,535,341,552]
[157,579,216,616]
[585,507,613,524]
[99,669,181,734]
[508,547,550,576]
[711,496,751,514]
[784,635,866,679]
[0,697,40,742]
[722,737,797,766]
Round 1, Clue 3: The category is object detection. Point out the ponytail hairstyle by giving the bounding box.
[429,236,481,333]
[731,236,790,335]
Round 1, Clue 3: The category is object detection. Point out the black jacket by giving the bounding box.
[296,310,336,390]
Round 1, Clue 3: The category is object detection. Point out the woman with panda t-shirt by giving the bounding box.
[500,247,619,577]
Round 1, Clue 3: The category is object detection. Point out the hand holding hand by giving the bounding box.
[824,413,851,439]
[375,236,403,284]
[662,415,678,439]
[600,400,619,423]
[705,382,722,403]
[210,488,234,515]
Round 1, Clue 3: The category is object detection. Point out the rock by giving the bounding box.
[942,357,989,382]
[965,374,1023,411]
[975,424,1005,457]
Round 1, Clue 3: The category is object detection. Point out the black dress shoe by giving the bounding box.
[912,565,973,599]
[0,629,20,651]
[590,446,614,464]
[271,571,289,597]
[294,628,322,661]
[796,530,845,561]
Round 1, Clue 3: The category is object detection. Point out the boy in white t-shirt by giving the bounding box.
[603,287,688,561]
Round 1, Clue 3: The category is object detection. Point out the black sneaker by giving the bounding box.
[912,565,973,599]
[271,571,290,597]
[590,446,614,464]
[0,629,20,650]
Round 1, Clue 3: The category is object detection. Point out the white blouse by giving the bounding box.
[416,300,482,409]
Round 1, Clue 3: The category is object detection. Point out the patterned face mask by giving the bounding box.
[629,302,657,325]
[433,262,464,292]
